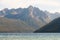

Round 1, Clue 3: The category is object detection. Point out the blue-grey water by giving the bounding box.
[0,33,60,40]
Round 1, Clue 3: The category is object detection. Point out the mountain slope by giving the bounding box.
[0,17,35,33]
[34,17,60,33]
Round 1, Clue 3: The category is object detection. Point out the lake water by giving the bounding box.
[0,33,60,40]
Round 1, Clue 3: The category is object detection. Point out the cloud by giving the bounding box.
[0,0,60,8]
[0,0,60,12]
[36,0,60,13]
[0,0,37,8]
[39,0,60,6]
[0,0,20,8]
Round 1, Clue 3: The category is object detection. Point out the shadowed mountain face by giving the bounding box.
[0,6,51,33]
[34,17,60,33]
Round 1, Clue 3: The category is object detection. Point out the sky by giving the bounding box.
[0,0,60,13]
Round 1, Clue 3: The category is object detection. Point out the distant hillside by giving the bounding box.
[34,17,60,33]
[0,17,35,33]
[45,11,60,20]
[49,13,60,20]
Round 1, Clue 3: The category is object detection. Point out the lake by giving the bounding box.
[0,33,60,40]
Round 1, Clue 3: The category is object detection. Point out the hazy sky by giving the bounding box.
[0,0,60,13]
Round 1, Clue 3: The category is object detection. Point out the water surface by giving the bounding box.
[0,33,60,40]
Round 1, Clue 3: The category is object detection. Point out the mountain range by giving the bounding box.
[0,6,60,33]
